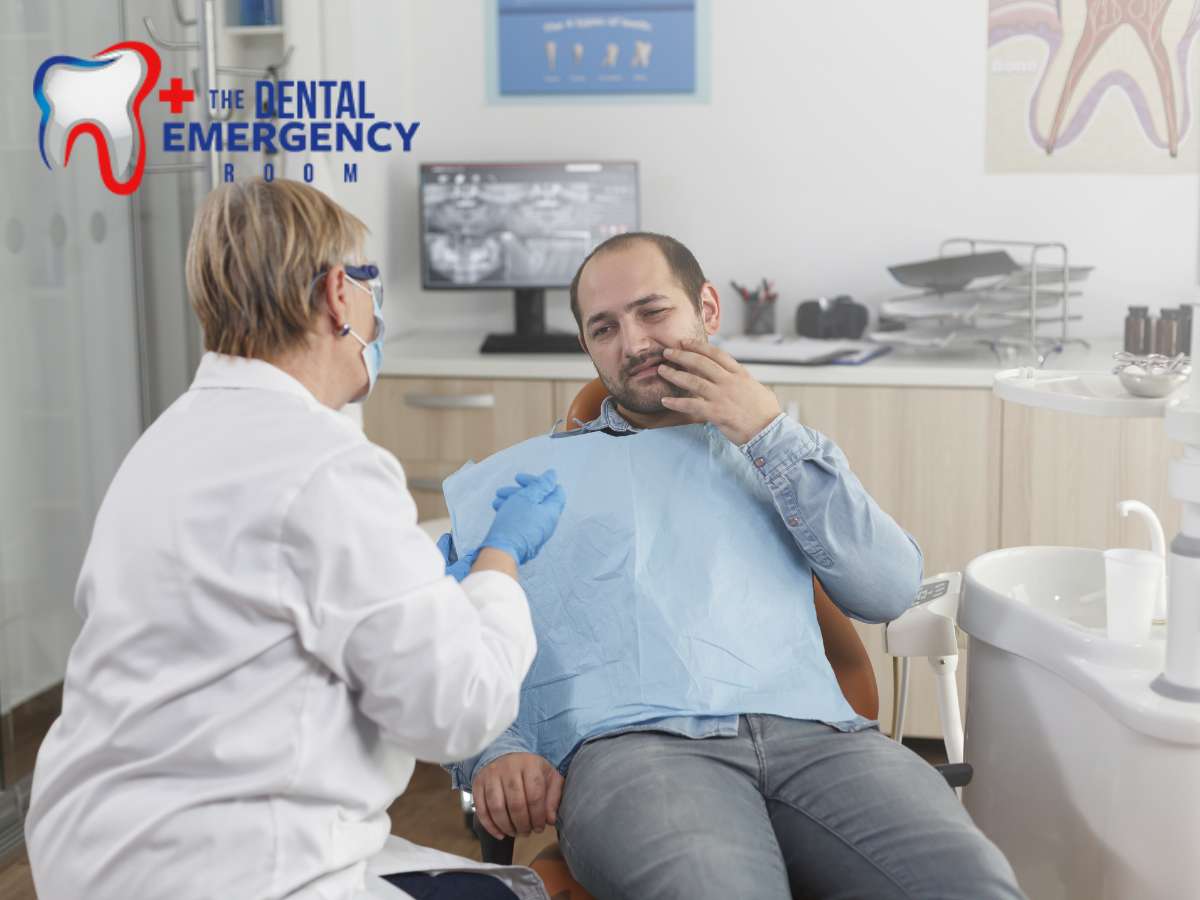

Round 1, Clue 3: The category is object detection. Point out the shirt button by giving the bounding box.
[754,457,766,468]
[787,516,799,527]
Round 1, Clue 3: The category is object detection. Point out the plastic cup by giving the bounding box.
[1103,549,1161,643]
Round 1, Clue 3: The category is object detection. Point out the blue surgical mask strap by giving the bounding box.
[341,275,386,394]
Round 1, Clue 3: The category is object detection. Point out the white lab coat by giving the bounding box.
[25,353,543,900]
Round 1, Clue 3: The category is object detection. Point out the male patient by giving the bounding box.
[448,233,1023,900]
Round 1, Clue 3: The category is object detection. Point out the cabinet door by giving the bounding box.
[364,378,555,463]
[772,385,1001,738]
[400,461,464,522]
[363,378,555,522]
[1000,403,1181,549]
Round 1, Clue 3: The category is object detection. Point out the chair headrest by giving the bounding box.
[565,379,609,430]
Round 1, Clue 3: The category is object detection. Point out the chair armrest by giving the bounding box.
[934,762,973,789]
[473,811,516,865]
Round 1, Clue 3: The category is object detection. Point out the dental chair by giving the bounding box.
[438,380,971,899]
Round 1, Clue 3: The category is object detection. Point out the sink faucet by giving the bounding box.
[1117,500,1166,621]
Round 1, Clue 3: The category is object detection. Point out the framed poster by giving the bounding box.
[495,0,702,97]
[986,0,1200,173]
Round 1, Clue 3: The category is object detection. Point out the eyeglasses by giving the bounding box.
[310,262,383,311]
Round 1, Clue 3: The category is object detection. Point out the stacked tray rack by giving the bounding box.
[870,238,1092,365]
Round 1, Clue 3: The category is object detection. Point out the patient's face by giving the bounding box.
[577,241,719,416]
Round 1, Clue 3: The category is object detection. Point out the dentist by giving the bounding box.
[25,178,563,900]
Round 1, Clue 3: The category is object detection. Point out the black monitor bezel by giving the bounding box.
[417,160,641,291]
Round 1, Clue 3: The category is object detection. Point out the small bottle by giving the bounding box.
[1178,305,1194,355]
[1124,306,1150,354]
[1154,308,1180,357]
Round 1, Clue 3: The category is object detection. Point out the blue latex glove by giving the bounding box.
[481,469,566,565]
[436,532,478,582]
[490,471,541,510]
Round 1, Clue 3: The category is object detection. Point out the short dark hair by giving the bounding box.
[569,232,707,334]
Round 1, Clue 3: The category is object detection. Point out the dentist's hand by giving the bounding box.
[473,752,565,839]
[489,471,543,509]
[435,532,478,582]
[481,469,565,566]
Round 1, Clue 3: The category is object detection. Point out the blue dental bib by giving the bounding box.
[444,423,865,770]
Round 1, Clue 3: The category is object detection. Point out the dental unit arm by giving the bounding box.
[1158,355,1200,700]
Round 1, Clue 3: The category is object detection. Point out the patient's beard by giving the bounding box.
[605,325,708,416]
[604,363,688,415]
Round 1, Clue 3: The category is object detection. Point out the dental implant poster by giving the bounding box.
[497,0,698,95]
[986,0,1200,173]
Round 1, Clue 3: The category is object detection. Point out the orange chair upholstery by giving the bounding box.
[563,378,612,431]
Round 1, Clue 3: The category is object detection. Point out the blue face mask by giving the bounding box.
[343,269,385,394]
[311,262,384,395]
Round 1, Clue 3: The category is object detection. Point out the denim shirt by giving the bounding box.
[445,398,924,790]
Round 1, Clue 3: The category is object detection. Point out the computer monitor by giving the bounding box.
[419,161,640,353]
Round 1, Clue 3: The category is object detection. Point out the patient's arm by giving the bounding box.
[813,576,879,720]
[741,415,923,623]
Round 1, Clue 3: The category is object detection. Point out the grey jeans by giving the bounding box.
[555,716,1024,900]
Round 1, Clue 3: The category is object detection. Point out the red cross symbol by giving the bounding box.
[158,76,195,114]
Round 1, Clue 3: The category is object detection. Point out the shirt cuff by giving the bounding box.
[740,413,819,475]
[447,737,534,791]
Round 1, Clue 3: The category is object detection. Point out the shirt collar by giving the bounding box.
[189,352,323,408]
[592,395,640,433]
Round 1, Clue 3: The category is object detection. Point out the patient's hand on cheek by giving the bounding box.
[473,752,565,839]
[656,338,782,445]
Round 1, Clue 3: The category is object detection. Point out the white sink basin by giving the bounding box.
[962,546,1195,744]
[962,546,1200,900]
[963,545,1163,671]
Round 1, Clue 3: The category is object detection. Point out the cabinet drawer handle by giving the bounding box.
[408,477,444,492]
[405,393,496,410]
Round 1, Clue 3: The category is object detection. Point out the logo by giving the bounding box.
[33,41,161,195]
[34,43,418,193]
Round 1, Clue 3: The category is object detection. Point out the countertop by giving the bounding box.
[379,330,1126,389]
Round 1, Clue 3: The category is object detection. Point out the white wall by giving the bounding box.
[321,0,1200,340]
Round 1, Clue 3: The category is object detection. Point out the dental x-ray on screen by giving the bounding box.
[419,161,640,289]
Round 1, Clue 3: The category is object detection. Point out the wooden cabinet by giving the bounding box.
[399,461,469,523]
[364,377,555,519]
[771,385,1001,737]
[772,386,1002,576]
[1000,403,1180,551]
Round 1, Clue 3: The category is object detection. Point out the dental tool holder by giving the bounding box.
[992,315,1200,703]
[878,238,1089,366]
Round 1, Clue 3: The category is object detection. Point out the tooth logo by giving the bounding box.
[33,42,161,195]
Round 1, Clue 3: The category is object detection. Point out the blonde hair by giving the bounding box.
[185,178,368,358]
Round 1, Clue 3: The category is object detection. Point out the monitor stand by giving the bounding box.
[480,288,584,354]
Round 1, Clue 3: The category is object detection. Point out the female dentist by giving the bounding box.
[25,179,563,900]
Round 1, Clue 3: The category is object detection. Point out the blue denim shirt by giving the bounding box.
[445,398,923,790]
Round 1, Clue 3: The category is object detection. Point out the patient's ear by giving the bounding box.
[699,281,720,335]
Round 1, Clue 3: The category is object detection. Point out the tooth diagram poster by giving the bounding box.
[497,0,697,95]
[987,0,1200,172]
